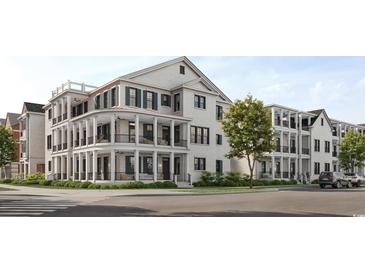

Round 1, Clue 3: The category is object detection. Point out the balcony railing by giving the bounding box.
[57,115,62,123]
[88,136,94,145]
[274,118,281,126]
[139,136,154,145]
[275,145,281,152]
[157,137,170,146]
[63,113,67,120]
[96,134,111,143]
[139,173,154,180]
[115,134,135,143]
[282,171,289,178]
[115,172,135,181]
[74,140,79,147]
[52,118,57,125]
[282,146,289,153]
[302,126,310,131]
[81,138,86,146]
[95,172,110,180]
[80,173,86,180]
[53,146,57,152]
[157,173,172,181]
[174,139,187,147]
[87,173,93,180]
[57,144,62,151]
[258,172,273,179]
[62,173,67,180]
[63,143,67,150]
[282,120,289,127]
[290,146,296,153]
[302,148,310,155]
[74,173,79,179]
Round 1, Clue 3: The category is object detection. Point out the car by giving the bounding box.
[344,173,364,187]
[319,171,349,189]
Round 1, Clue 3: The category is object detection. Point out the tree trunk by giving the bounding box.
[247,156,255,189]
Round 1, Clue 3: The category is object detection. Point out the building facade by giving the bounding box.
[44,57,232,184]
[232,104,365,181]
[18,102,46,177]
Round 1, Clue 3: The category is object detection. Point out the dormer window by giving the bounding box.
[180,65,185,75]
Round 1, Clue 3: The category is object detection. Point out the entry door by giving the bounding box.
[103,157,109,180]
[162,126,170,145]
[162,158,170,180]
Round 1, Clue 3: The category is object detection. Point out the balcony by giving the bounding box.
[282,120,289,127]
[63,143,67,150]
[96,134,111,143]
[115,134,135,143]
[52,118,57,125]
[74,140,79,147]
[88,136,94,145]
[81,138,86,146]
[282,146,289,153]
[302,148,310,155]
[53,146,57,152]
[174,139,188,147]
[332,151,338,157]
[63,113,67,120]
[139,136,154,145]
[282,171,289,178]
[157,137,170,146]
[290,146,296,153]
[57,115,62,123]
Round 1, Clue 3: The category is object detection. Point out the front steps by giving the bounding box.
[176,181,193,188]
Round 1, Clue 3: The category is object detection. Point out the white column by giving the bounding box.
[60,127,64,150]
[92,150,97,182]
[72,153,76,181]
[280,109,283,127]
[280,156,283,179]
[271,107,275,126]
[135,115,139,145]
[72,123,76,148]
[134,150,139,181]
[272,156,275,179]
[67,154,71,180]
[170,120,175,147]
[79,122,83,146]
[153,150,157,182]
[287,157,290,179]
[153,117,158,146]
[66,124,70,150]
[61,98,64,120]
[60,156,64,180]
[67,96,71,120]
[111,115,115,144]
[93,116,97,144]
[280,130,283,153]
[170,152,174,181]
[186,122,191,149]
[85,152,90,181]
[185,153,189,183]
[86,119,90,145]
[111,150,115,183]
[78,152,82,180]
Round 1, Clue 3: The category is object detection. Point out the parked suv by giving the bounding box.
[344,173,364,187]
[319,171,348,188]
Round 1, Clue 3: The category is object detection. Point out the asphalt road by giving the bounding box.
[2,184,365,216]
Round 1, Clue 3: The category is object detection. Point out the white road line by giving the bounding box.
[0,209,56,212]
[0,212,44,216]
[0,207,67,210]
[0,204,74,207]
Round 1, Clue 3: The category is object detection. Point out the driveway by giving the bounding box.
[1,184,365,216]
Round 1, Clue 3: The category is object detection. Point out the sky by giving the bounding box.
[0,56,365,123]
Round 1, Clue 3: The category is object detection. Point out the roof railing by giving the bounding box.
[51,80,98,97]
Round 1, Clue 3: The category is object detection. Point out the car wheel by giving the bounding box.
[336,181,342,189]
[320,184,325,189]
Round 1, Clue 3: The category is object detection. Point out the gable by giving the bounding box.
[188,80,212,92]
[126,60,200,90]
[312,112,332,131]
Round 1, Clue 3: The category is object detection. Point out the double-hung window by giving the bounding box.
[314,139,320,152]
[194,158,206,171]
[174,93,180,112]
[216,105,223,120]
[194,95,206,109]
[191,126,209,144]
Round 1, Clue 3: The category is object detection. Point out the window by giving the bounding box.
[321,118,324,126]
[325,141,330,153]
[77,103,83,116]
[216,134,222,145]
[125,156,135,174]
[325,163,330,172]
[95,95,100,109]
[194,95,206,109]
[130,88,136,107]
[314,162,320,175]
[103,92,108,108]
[48,161,52,172]
[143,157,153,174]
[143,124,154,141]
[194,157,206,171]
[216,160,223,173]
[333,164,337,172]
[216,105,223,120]
[161,94,171,107]
[126,87,141,108]
[47,135,52,150]
[83,101,88,113]
[180,65,185,75]
[314,139,320,152]
[191,126,209,144]
[143,91,157,110]
[174,93,180,112]
[111,88,117,107]
[48,109,52,120]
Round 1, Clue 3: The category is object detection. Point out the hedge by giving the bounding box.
[0,177,177,189]
[193,171,299,187]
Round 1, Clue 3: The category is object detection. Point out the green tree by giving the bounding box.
[0,125,16,179]
[338,130,365,172]
[221,95,275,188]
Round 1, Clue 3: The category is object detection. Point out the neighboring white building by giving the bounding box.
[44,56,232,184]
[18,102,46,177]
[232,104,365,181]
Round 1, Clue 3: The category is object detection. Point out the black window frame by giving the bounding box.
[48,161,52,172]
[216,105,223,120]
[161,94,171,107]
[194,157,206,171]
[216,160,223,173]
[47,135,52,150]
[48,109,52,120]
[314,139,320,152]
[174,93,180,112]
[180,65,185,75]
[194,95,206,109]
[325,141,330,153]
[95,95,101,110]
[191,126,210,145]
[111,87,117,107]
[314,162,320,175]
[216,134,222,145]
[103,92,108,108]
[325,163,330,172]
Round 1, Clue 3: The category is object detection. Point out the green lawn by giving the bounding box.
[176,187,277,193]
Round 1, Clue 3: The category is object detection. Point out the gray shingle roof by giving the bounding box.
[6,113,21,126]
[24,102,45,113]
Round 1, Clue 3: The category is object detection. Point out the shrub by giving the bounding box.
[25,172,45,182]
[121,181,145,189]
[88,184,101,189]
[223,172,243,187]
[39,180,51,186]
[0,179,13,184]
[152,181,177,188]
[311,179,319,184]
[100,184,111,189]
[201,171,215,185]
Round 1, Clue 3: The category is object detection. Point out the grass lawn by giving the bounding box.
[0,186,16,191]
[176,187,277,193]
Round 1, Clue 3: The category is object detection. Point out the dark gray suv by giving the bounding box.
[319,171,348,189]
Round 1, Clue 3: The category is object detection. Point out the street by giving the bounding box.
[1,184,365,216]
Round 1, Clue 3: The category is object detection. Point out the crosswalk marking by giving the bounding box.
[0,199,76,216]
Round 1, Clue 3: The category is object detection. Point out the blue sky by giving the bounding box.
[1,56,365,123]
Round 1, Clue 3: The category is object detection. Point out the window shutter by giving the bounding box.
[125,156,130,174]
[143,90,147,109]
[136,89,141,107]
[152,92,158,110]
[125,87,130,106]
[167,95,171,107]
